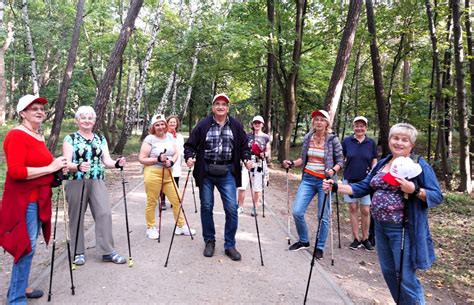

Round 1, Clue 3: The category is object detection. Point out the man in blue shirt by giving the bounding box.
[184,94,253,261]
[342,116,377,251]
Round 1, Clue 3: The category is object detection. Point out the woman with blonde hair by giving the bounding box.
[282,109,343,259]
[139,114,195,240]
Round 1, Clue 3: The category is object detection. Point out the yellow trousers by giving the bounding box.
[144,166,184,228]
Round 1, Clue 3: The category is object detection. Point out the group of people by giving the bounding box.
[0,92,443,305]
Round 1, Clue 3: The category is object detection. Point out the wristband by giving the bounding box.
[115,159,123,169]
[77,162,83,172]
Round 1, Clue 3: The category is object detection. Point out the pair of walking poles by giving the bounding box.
[48,166,134,301]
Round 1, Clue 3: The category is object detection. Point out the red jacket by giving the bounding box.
[0,129,54,263]
[0,175,53,263]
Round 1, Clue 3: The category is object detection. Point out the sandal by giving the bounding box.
[102,252,126,264]
[73,254,86,266]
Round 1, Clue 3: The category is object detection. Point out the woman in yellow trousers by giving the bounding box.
[139,114,196,240]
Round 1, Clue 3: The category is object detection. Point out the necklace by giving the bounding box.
[22,123,41,135]
[313,134,325,146]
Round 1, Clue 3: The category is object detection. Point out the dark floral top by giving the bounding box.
[370,171,405,224]
[64,132,106,180]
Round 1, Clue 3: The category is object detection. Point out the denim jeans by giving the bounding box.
[8,203,40,305]
[292,173,331,250]
[375,220,425,305]
[199,164,238,249]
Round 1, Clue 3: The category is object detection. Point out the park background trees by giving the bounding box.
[0,0,471,192]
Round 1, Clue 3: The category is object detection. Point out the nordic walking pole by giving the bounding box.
[261,158,265,218]
[168,168,194,241]
[329,191,335,266]
[47,188,61,302]
[190,175,198,213]
[303,190,330,304]
[165,167,194,267]
[61,184,75,296]
[247,162,264,266]
[157,149,167,243]
[286,168,291,245]
[120,167,133,267]
[397,196,409,304]
[72,179,86,270]
[336,192,341,248]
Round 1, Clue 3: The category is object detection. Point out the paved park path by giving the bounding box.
[24,170,354,304]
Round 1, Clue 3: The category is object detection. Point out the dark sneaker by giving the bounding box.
[349,238,361,250]
[361,239,375,251]
[289,241,310,251]
[224,247,242,261]
[315,248,324,260]
[26,289,43,299]
[203,240,215,257]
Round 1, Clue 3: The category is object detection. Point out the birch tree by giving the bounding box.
[114,1,163,154]
[21,0,39,95]
[93,0,144,131]
[0,0,14,125]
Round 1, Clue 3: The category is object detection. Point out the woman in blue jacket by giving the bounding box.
[324,123,443,305]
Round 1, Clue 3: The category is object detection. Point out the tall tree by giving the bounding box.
[21,0,39,94]
[0,0,14,125]
[452,0,471,193]
[47,0,85,152]
[323,0,362,124]
[365,0,390,156]
[93,0,144,132]
[273,0,307,161]
[426,0,451,189]
[264,0,274,143]
[114,2,163,154]
[465,0,474,174]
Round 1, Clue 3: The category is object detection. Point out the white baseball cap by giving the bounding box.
[150,113,167,126]
[383,156,422,186]
[353,116,368,125]
[252,115,264,123]
[311,109,330,121]
[212,93,230,104]
[17,94,48,114]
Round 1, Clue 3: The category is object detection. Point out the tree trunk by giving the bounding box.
[323,0,362,125]
[21,0,39,95]
[114,2,162,154]
[93,0,144,132]
[426,0,452,189]
[171,72,179,114]
[0,2,14,125]
[452,0,472,193]
[157,67,177,114]
[179,46,199,121]
[47,0,85,152]
[441,9,453,159]
[465,0,474,175]
[273,0,307,161]
[264,0,275,146]
[365,0,390,157]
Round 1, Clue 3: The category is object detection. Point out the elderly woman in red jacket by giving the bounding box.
[0,95,68,304]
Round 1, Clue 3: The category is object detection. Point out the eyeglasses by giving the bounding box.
[26,106,45,112]
[253,121,263,125]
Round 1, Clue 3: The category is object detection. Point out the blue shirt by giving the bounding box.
[342,135,377,182]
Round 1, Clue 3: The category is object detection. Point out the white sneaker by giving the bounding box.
[237,207,244,215]
[146,227,159,240]
[175,225,196,236]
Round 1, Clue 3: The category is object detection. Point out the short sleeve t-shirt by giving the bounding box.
[64,132,107,180]
[144,133,175,168]
[247,132,270,160]
[342,135,377,182]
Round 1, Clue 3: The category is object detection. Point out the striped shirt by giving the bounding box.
[204,116,234,161]
[304,139,326,178]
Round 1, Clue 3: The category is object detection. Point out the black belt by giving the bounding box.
[206,159,232,165]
